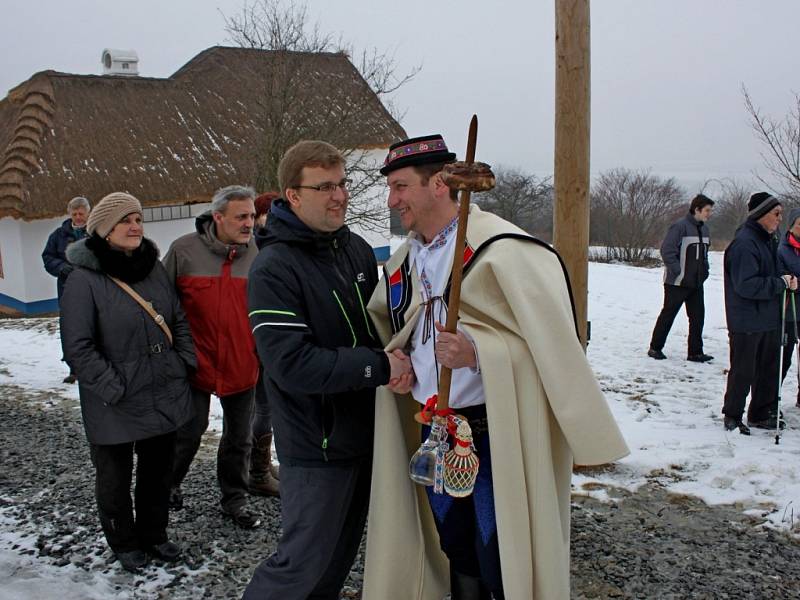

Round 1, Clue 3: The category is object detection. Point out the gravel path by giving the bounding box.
[1,383,799,599]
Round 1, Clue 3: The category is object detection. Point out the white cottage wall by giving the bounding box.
[1,150,394,315]
[346,148,391,262]
[144,203,211,258]
[22,217,68,308]
[0,217,26,312]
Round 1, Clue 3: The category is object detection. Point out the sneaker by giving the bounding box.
[724,416,750,435]
[647,348,667,360]
[687,353,714,363]
[116,549,149,573]
[168,486,183,511]
[223,506,262,529]
[145,541,181,562]
[62,373,77,384]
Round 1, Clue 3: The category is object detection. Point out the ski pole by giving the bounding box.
[776,288,788,445]
[793,292,799,403]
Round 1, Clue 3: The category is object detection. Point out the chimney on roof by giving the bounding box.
[101,49,140,76]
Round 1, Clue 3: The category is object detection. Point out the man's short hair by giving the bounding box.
[67,196,90,212]
[690,194,714,214]
[412,162,450,185]
[412,162,459,201]
[211,185,255,214]
[278,141,345,193]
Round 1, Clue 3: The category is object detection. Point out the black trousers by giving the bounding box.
[649,284,705,355]
[723,330,780,422]
[172,386,255,512]
[252,365,272,439]
[242,460,371,600]
[89,431,175,554]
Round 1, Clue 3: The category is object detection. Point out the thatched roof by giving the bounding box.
[0,46,406,220]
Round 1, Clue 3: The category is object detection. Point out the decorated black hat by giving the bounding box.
[380,134,457,175]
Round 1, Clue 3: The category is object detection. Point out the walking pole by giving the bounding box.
[776,288,788,445]
[793,293,799,403]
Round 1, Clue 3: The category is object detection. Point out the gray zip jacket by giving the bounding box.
[661,213,710,288]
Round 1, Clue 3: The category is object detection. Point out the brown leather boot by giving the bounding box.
[249,433,280,496]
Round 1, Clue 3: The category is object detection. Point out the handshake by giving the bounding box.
[384,349,415,394]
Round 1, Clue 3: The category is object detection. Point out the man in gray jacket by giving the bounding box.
[648,194,714,362]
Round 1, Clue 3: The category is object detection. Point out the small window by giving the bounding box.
[142,204,192,223]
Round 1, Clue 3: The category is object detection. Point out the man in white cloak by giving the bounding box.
[363,134,629,600]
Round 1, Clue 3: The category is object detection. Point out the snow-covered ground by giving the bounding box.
[581,252,800,532]
[1,252,799,597]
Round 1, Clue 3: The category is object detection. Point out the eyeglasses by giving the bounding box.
[294,178,352,194]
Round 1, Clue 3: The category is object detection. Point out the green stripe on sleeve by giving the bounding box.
[249,309,297,317]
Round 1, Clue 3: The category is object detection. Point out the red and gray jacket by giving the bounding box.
[164,212,259,396]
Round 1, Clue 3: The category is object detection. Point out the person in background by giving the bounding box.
[250,191,281,497]
[648,194,714,362]
[722,192,797,435]
[777,207,800,409]
[43,195,91,383]
[60,192,195,573]
[163,185,263,529]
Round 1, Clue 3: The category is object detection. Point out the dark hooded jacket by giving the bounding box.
[163,212,260,396]
[248,199,390,466]
[42,218,88,300]
[61,237,196,445]
[724,219,786,333]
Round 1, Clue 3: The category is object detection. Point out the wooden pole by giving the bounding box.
[436,115,478,413]
[553,0,591,348]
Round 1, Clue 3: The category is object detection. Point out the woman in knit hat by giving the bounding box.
[59,192,196,573]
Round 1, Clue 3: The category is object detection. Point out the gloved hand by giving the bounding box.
[59,264,74,281]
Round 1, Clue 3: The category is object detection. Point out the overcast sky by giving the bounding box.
[2,0,798,194]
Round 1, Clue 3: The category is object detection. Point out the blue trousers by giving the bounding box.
[422,404,504,597]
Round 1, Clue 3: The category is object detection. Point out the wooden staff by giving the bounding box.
[437,116,478,411]
[414,115,480,423]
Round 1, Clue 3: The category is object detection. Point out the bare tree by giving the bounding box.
[590,168,685,264]
[222,0,419,231]
[698,178,750,247]
[473,167,554,239]
[743,85,800,201]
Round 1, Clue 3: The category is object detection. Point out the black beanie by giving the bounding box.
[747,192,780,221]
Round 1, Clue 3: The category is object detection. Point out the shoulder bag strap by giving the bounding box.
[108,276,173,345]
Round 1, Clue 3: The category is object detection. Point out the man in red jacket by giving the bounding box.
[163,185,262,528]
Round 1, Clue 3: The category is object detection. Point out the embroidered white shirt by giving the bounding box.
[407,219,485,408]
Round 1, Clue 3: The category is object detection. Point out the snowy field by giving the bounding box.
[581,252,800,532]
[1,251,799,598]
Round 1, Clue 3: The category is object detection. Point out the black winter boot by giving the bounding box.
[117,549,149,573]
[724,416,750,435]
